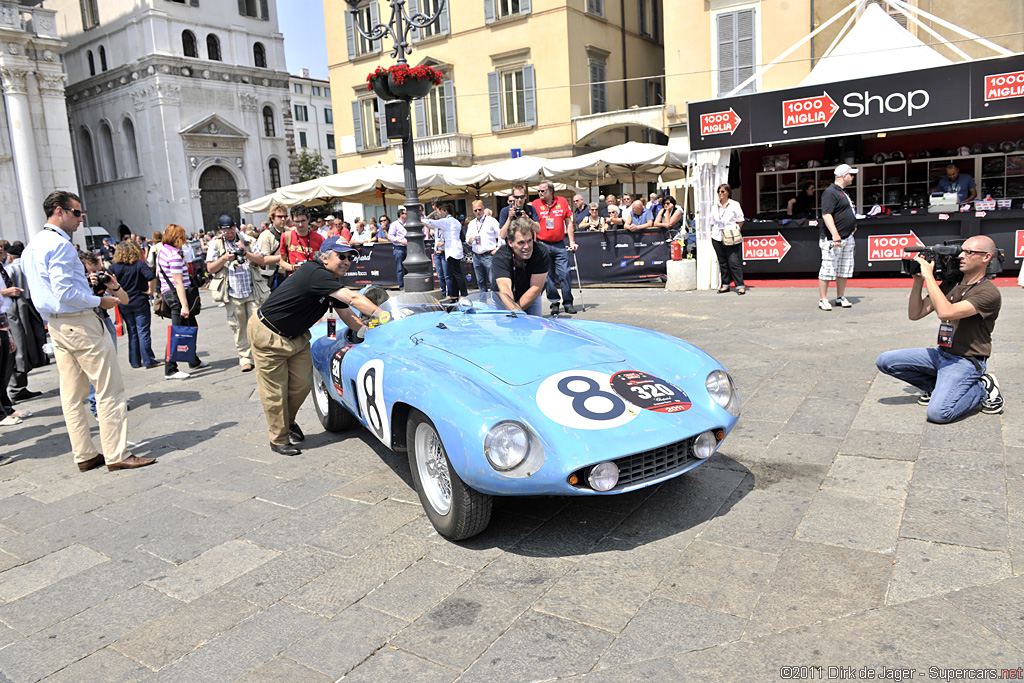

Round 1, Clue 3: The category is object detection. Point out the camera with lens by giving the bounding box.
[230,245,247,264]
[514,207,524,218]
[901,240,1003,283]
[91,271,111,295]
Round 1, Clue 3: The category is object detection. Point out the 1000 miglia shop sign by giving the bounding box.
[688,54,1024,151]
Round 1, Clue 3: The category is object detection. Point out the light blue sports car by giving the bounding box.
[310,292,741,540]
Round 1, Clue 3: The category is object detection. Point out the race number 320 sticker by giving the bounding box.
[610,371,691,413]
[537,370,640,430]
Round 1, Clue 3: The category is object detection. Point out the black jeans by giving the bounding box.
[164,301,202,375]
[712,239,745,288]
[446,256,468,297]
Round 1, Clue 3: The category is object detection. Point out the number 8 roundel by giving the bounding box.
[536,370,641,430]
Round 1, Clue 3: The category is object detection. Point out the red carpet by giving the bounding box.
[744,276,1021,289]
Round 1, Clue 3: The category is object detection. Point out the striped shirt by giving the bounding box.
[157,244,190,293]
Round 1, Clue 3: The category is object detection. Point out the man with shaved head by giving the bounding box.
[876,235,1003,423]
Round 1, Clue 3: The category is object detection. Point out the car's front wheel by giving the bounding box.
[407,409,492,540]
[312,373,356,432]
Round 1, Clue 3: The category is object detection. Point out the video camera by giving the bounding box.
[901,239,1003,284]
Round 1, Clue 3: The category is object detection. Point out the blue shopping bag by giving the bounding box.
[165,325,197,364]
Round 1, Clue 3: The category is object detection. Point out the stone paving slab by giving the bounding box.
[0,285,1020,681]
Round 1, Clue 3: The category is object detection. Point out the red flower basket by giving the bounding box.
[366,64,443,100]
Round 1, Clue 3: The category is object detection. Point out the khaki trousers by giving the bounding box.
[48,310,129,465]
[225,296,258,366]
[247,315,312,446]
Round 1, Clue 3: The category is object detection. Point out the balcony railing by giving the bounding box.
[0,1,60,39]
[394,132,473,166]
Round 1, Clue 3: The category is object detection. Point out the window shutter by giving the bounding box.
[523,65,537,127]
[408,0,420,42]
[438,2,450,35]
[716,12,735,95]
[377,96,388,147]
[352,100,364,151]
[638,0,645,36]
[370,2,382,53]
[651,0,659,41]
[488,71,501,131]
[346,12,357,60]
[519,0,531,15]
[260,0,269,20]
[736,9,755,94]
[443,79,456,133]
[237,0,246,16]
[414,97,427,138]
[484,0,495,24]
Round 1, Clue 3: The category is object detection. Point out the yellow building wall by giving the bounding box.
[325,0,665,173]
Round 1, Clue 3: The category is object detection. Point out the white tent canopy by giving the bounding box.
[800,3,951,86]
[239,143,688,214]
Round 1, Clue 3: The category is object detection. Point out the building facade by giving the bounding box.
[0,1,77,243]
[47,0,294,238]
[290,69,337,174]
[324,0,666,173]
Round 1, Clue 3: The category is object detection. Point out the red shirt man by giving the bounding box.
[279,210,324,274]
[531,185,574,246]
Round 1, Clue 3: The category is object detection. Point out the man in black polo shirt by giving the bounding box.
[493,217,549,316]
[247,237,380,455]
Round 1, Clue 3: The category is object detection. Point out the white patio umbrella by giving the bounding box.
[545,142,688,195]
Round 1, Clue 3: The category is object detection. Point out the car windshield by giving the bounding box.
[366,292,515,327]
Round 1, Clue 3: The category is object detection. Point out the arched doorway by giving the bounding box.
[198,165,239,233]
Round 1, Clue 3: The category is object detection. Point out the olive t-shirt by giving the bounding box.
[941,278,1001,358]
[492,241,550,303]
[258,260,348,338]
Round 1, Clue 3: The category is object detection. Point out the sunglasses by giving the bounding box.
[340,252,359,261]
[960,249,987,256]
[272,214,288,219]
[512,195,526,200]
[64,207,86,217]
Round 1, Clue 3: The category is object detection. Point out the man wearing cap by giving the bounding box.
[247,236,381,456]
[207,215,275,372]
[818,164,859,311]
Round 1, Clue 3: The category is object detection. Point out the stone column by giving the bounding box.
[1,66,45,239]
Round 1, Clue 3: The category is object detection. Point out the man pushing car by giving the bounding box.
[247,237,381,456]
[493,217,549,315]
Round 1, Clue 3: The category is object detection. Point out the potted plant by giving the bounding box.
[366,64,443,100]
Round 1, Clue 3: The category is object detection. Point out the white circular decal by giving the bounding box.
[357,359,389,445]
[536,370,641,430]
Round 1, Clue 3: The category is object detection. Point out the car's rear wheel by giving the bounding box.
[407,409,492,540]
[313,372,356,432]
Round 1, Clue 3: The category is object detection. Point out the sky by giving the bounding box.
[279,0,330,79]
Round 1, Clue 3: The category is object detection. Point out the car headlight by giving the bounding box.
[588,462,619,491]
[706,370,741,416]
[692,431,718,460]
[484,421,530,471]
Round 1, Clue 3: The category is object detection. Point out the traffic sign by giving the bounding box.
[742,233,791,262]
[867,231,925,261]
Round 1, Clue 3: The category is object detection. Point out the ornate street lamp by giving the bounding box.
[346,0,446,293]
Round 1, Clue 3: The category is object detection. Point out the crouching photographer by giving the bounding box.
[80,252,129,342]
[875,236,1003,423]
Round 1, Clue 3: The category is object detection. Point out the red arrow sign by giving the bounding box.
[699,108,742,136]
[1015,229,1024,258]
[782,92,839,129]
[743,233,791,262]
[867,230,925,261]
[985,70,1024,102]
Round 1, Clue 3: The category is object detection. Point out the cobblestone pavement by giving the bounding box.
[0,285,1021,682]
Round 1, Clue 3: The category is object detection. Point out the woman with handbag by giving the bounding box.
[158,224,208,380]
[109,240,159,369]
[712,183,747,295]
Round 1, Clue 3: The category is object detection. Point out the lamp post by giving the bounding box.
[347,0,446,293]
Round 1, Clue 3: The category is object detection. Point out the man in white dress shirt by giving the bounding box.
[465,200,502,293]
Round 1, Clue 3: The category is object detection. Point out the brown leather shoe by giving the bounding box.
[77,454,105,472]
[107,455,156,471]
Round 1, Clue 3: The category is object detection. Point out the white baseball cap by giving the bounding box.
[834,164,859,177]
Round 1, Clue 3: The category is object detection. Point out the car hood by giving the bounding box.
[414,314,626,385]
